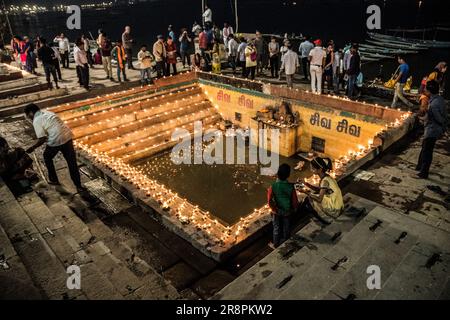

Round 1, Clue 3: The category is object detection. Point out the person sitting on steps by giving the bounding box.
[298,156,344,224]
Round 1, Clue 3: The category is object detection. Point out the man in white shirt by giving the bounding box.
[222,22,234,51]
[309,39,326,94]
[24,103,85,192]
[137,44,154,86]
[299,36,314,80]
[280,44,299,88]
[192,21,202,36]
[53,32,70,68]
[203,5,213,26]
[237,38,248,77]
[74,40,90,90]
[332,49,342,94]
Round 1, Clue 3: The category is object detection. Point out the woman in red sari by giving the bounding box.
[165,36,177,75]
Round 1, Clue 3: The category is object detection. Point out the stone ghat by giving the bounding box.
[0,63,23,82]
[49,71,415,261]
[52,82,220,163]
[52,74,271,261]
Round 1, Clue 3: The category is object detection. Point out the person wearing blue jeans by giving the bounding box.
[346,44,360,99]
[391,55,413,108]
[137,44,153,85]
[116,66,127,82]
[413,80,448,179]
[347,74,357,98]
[267,164,298,248]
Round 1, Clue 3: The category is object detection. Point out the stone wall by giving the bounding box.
[264,84,406,123]
[200,79,385,159]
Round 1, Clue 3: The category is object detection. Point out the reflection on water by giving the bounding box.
[136,138,309,225]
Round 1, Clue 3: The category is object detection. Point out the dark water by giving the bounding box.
[8,0,450,95]
[136,138,308,225]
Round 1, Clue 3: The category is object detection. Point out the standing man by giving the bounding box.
[299,36,314,80]
[255,31,266,76]
[111,40,128,82]
[237,37,248,78]
[268,37,280,78]
[122,26,134,70]
[413,80,447,179]
[346,44,360,99]
[167,25,175,42]
[74,39,90,90]
[192,21,202,36]
[222,22,234,51]
[24,104,85,193]
[280,43,299,88]
[38,38,60,90]
[137,44,154,86]
[227,34,238,74]
[332,48,342,94]
[179,29,192,68]
[100,32,113,81]
[202,4,213,26]
[309,39,325,94]
[50,45,63,81]
[53,33,70,68]
[82,34,94,68]
[391,55,414,108]
[153,35,166,78]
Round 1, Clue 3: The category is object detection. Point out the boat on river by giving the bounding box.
[369,32,450,49]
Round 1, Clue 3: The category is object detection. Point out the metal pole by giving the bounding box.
[202,0,205,25]
[235,0,239,33]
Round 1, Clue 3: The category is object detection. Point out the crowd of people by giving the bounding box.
[5,1,447,102]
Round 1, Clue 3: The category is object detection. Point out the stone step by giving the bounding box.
[0,220,43,299]
[366,207,450,299]
[92,101,213,153]
[0,70,22,82]
[274,208,390,299]
[0,87,68,110]
[0,182,84,299]
[326,224,419,300]
[11,186,150,299]
[70,93,207,139]
[0,76,39,92]
[63,86,203,127]
[0,83,49,100]
[122,114,221,162]
[375,244,449,299]
[108,109,219,158]
[38,182,180,299]
[48,84,158,114]
[214,194,375,300]
[49,81,195,116]
[80,99,213,147]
